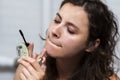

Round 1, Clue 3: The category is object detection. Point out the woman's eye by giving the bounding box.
[54,19,60,24]
[68,27,75,34]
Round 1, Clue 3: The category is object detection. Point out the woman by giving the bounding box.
[14,0,120,80]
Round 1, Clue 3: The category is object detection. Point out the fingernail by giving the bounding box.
[17,59,21,62]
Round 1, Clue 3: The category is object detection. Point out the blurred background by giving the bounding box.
[0,0,120,80]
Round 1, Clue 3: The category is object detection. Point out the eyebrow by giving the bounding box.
[56,12,79,30]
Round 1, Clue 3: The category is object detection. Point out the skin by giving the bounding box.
[14,3,90,80]
[14,43,47,80]
[14,3,118,80]
[44,3,89,59]
[44,3,90,79]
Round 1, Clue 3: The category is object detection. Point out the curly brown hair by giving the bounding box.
[43,0,119,80]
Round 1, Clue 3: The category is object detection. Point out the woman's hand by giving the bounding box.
[18,49,46,80]
[14,42,47,80]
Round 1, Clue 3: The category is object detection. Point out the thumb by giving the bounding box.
[37,49,47,64]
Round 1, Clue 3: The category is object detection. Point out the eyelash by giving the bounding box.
[54,19,60,24]
[67,27,75,34]
[54,19,75,34]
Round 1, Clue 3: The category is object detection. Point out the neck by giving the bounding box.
[56,56,80,79]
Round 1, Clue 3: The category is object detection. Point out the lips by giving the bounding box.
[48,36,62,47]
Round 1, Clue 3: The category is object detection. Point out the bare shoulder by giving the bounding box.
[110,74,120,80]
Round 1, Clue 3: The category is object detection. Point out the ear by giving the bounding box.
[85,39,100,52]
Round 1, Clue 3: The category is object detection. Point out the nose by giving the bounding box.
[51,26,61,39]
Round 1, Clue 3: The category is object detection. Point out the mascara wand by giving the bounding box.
[19,30,29,47]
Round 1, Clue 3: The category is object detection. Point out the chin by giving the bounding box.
[44,39,62,58]
[45,45,57,58]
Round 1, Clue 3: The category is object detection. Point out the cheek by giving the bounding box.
[62,39,73,48]
[62,38,86,55]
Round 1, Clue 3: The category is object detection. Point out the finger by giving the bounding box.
[27,66,40,79]
[28,42,34,57]
[18,57,38,71]
[22,68,32,80]
[18,56,42,72]
[38,56,46,65]
[18,58,35,72]
[18,59,40,78]
[32,53,38,59]
[37,58,43,64]
[19,72,27,80]
[37,49,47,63]
[38,49,47,58]
[37,49,47,65]
[18,57,45,80]
[42,56,46,64]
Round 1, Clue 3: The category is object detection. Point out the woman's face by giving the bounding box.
[44,3,89,59]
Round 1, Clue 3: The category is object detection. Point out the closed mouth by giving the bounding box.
[48,37,62,47]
